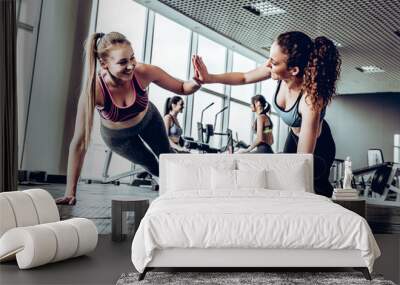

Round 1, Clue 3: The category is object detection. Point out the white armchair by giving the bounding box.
[0,189,98,269]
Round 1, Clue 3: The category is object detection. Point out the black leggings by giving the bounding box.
[251,143,274,153]
[283,120,336,197]
[100,102,172,177]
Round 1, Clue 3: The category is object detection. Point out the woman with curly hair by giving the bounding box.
[192,31,341,197]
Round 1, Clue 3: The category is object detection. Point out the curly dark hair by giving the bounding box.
[277,31,341,111]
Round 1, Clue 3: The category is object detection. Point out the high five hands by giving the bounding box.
[192,55,210,85]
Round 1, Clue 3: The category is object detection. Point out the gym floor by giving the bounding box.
[0,183,399,284]
[22,183,159,234]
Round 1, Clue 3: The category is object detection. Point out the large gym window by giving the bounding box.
[229,102,253,145]
[149,14,191,113]
[197,35,227,94]
[96,0,147,61]
[230,52,257,103]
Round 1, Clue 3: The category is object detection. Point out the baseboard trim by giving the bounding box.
[46,174,66,184]
[18,170,66,184]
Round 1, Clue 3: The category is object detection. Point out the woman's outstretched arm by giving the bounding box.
[138,64,201,95]
[192,55,271,85]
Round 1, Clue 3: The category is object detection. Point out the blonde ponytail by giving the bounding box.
[81,31,130,149]
[82,33,104,149]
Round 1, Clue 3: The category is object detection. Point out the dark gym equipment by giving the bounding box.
[82,149,158,191]
[331,148,400,206]
[192,105,233,153]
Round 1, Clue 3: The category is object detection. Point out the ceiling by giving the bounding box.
[154,0,400,94]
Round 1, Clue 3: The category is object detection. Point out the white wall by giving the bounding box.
[326,93,400,169]
[21,0,92,174]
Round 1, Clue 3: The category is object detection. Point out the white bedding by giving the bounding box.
[131,190,380,273]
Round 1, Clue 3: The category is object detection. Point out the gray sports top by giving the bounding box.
[167,115,183,137]
[272,80,326,128]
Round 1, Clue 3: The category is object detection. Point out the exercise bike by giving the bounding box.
[183,103,234,153]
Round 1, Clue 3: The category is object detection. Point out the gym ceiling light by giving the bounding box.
[243,1,286,16]
[332,40,343,47]
[356,65,385,73]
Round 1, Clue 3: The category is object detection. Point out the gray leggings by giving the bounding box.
[100,102,171,177]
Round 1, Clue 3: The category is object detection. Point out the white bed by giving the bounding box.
[131,154,380,280]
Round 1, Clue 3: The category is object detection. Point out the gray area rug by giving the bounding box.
[116,271,396,285]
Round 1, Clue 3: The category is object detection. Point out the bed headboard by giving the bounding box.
[159,154,314,195]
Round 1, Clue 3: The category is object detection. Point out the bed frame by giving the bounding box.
[138,248,371,280]
[137,154,372,281]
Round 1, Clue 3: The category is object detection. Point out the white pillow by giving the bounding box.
[236,169,267,189]
[237,158,310,192]
[167,160,235,191]
[211,168,236,190]
[210,168,267,190]
[265,161,309,191]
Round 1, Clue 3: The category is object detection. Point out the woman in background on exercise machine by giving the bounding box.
[163,96,189,152]
[56,32,201,205]
[237,94,274,153]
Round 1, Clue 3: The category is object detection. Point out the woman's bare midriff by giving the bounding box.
[290,121,323,137]
[169,136,180,144]
[100,105,149,130]
[263,132,273,146]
